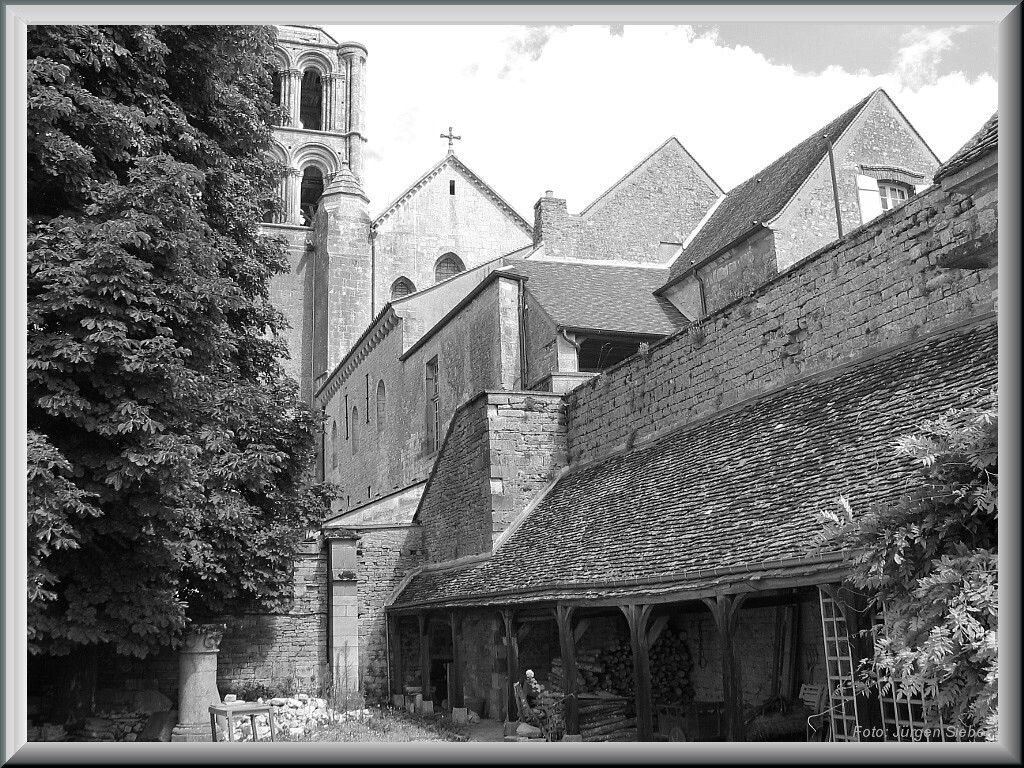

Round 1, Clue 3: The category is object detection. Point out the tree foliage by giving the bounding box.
[27,25,332,659]
[817,387,998,739]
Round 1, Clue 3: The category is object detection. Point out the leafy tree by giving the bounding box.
[27,25,332,716]
[817,387,998,740]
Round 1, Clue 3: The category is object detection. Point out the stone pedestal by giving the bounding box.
[452,707,468,725]
[170,624,226,742]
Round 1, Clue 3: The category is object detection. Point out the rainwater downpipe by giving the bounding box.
[825,133,844,239]
[517,280,529,389]
[370,226,377,317]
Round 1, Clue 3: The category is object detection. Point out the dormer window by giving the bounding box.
[878,181,912,211]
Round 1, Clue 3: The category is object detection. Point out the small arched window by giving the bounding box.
[376,380,386,433]
[300,165,324,227]
[434,253,465,284]
[330,421,338,469]
[391,277,416,300]
[351,407,359,454]
[299,69,323,130]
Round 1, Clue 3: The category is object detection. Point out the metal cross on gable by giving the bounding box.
[440,126,461,153]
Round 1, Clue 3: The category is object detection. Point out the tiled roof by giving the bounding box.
[934,113,998,182]
[392,319,997,609]
[505,260,687,336]
[660,91,875,291]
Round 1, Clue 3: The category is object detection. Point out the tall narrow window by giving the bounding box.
[449,179,456,195]
[299,69,323,130]
[376,380,386,433]
[434,253,465,284]
[300,166,324,227]
[351,407,359,455]
[331,421,338,469]
[271,71,283,108]
[425,357,440,452]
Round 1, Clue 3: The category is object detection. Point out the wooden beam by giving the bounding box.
[501,609,520,723]
[554,604,580,736]
[647,615,669,647]
[418,612,431,704]
[389,615,404,701]
[702,594,748,742]
[621,604,655,742]
[449,610,465,709]
[574,618,592,644]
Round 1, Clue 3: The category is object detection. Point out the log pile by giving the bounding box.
[548,650,603,693]
[595,628,694,705]
[578,695,636,742]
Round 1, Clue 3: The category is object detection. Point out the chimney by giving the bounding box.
[533,190,568,247]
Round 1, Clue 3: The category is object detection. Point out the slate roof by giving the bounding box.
[392,319,997,609]
[505,260,687,336]
[934,113,998,182]
[659,92,875,292]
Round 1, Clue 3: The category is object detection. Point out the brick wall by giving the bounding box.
[567,172,998,466]
[534,140,720,263]
[373,159,532,304]
[356,525,424,702]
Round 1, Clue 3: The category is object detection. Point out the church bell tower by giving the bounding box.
[262,25,371,402]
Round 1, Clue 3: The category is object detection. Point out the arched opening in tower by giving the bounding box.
[300,166,324,227]
[271,70,283,110]
[300,70,323,130]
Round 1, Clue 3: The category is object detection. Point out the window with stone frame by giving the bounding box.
[878,181,913,211]
[434,253,465,284]
[351,406,359,455]
[376,380,386,433]
[331,421,338,469]
[391,277,415,300]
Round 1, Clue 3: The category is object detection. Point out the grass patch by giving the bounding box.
[281,706,470,743]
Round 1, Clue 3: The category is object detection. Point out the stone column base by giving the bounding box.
[171,722,214,743]
[452,707,468,724]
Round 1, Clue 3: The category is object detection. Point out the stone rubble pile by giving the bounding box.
[215,693,370,741]
[28,712,149,743]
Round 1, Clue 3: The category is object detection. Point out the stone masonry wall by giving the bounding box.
[323,276,519,515]
[356,525,424,702]
[419,396,493,562]
[773,95,938,272]
[567,172,997,465]
[536,140,720,263]
[217,542,329,694]
[417,391,567,564]
[373,159,532,304]
[266,226,315,401]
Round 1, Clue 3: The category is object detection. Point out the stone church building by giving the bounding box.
[114,26,999,742]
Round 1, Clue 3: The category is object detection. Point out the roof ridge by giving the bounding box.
[579,136,723,217]
[372,154,533,235]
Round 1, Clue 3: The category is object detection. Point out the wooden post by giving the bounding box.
[702,594,748,742]
[821,583,883,740]
[389,614,404,701]
[501,609,520,721]
[449,610,465,709]
[621,604,656,742]
[418,613,431,703]
[554,604,580,736]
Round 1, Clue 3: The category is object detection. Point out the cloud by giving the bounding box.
[323,24,997,220]
[894,26,971,89]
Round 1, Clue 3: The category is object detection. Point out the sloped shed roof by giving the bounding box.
[392,319,997,609]
[506,260,686,336]
[934,113,998,182]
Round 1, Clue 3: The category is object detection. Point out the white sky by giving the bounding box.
[318,21,1001,220]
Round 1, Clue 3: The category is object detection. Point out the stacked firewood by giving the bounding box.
[578,696,636,742]
[595,628,694,704]
[548,650,603,693]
